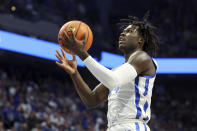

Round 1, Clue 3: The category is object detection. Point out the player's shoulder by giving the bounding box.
[128,51,155,75]
[128,51,152,64]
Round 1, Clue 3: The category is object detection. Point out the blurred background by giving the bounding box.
[0,0,197,130]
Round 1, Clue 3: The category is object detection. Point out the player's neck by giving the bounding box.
[124,48,142,62]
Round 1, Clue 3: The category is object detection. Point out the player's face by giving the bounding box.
[118,25,141,52]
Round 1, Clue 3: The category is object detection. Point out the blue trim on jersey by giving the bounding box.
[143,123,147,131]
[135,77,142,119]
[143,116,149,121]
[135,122,140,131]
[115,87,119,92]
[143,78,149,96]
[108,87,119,97]
[143,101,149,113]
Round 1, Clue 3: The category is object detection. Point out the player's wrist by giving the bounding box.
[77,50,89,61]
[70,69,79,77]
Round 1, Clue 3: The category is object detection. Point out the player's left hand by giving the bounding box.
[59,28,86,55]
[55,48,77,75]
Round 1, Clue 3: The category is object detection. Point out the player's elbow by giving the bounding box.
[84,97,106,109]
[85,103,98,109]
[103,76,119,90]
[81,98,99,109]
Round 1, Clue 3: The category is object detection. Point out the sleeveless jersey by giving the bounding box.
[107,60,157,127]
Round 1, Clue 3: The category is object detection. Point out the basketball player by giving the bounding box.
[56,12,161,131]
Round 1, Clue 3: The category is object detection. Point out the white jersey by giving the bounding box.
[107,61,157,128]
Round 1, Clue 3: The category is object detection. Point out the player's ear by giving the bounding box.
[138,37,144,48]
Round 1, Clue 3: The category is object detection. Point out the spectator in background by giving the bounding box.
[0,121,5,131]
[13,105,25,131]
[2,102,15,129]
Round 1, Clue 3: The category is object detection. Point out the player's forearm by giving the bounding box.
[70,70,96,108]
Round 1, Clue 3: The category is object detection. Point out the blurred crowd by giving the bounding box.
[0,0,197,58]
[150,83,197,131]
[0,66,196,131]
[0,67,107,131]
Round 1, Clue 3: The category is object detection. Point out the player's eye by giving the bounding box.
[126,29,133,33]
[123,28,133,34]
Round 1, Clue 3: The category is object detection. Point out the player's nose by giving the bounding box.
[120,32,125,37]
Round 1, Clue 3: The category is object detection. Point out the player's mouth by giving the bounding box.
[119,36,125,44]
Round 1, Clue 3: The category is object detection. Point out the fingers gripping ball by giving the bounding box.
[58,20,93,54]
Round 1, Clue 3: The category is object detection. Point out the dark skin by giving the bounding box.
[55,25,156,108]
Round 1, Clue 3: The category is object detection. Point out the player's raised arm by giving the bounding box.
[60,29,138,90]
[55,48,108,108]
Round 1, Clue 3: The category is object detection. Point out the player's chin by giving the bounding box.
[118,41,125,48]
[118,44,126,52]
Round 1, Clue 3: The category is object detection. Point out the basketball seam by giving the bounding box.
[65,22,72,33]
[59,22,71,40]
[86,26,89,47]
[64,22,72,54]
[75,22,81,37]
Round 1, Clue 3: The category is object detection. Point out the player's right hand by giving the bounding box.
[55,48,77,75]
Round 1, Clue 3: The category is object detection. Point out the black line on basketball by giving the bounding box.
[75,22,81,37]
[66,22,72,32]
[86,26,89,45]
[61,22,72,40]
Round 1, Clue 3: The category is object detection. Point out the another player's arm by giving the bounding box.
[71,72,109,108]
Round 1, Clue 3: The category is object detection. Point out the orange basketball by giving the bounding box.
[58,20,93,54]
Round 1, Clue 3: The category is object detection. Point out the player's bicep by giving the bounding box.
[91,83,109,106]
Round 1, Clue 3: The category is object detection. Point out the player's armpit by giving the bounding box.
[89,83,109,108]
